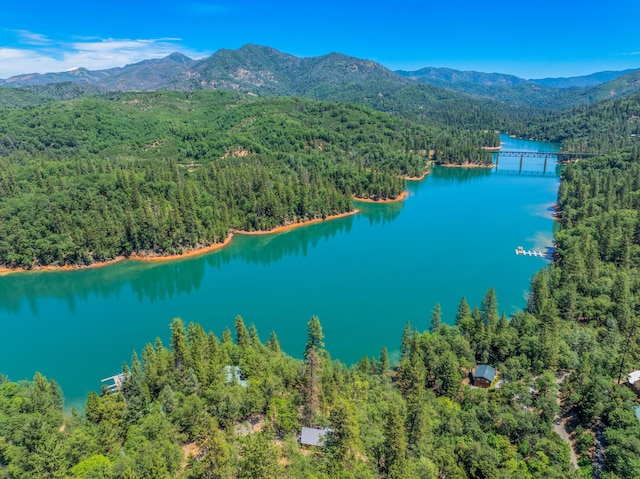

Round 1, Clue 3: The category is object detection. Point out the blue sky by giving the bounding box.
[1,0,639,79]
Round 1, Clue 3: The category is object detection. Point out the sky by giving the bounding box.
[1,0,639,80]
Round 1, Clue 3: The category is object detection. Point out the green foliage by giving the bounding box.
[0,91,462,268]
[10,77,640,477]
[514,92,640,154]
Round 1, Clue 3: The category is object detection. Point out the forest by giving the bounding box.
[510,91,640,154]
[2,144,640,477]
[0,91,501,269]
[2,55,640,477]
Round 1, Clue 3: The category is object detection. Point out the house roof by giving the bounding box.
[628,370,640,385]
[300,427,331,447]
[474,364,496,382]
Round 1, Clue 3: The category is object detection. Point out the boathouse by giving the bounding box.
[473,364,496,388]
[300,427,331,447]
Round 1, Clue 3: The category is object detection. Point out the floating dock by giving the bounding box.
[515,246,546,257]
[101,373,127,394]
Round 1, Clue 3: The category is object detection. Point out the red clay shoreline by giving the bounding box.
[0,209,362,275]
[352,190,408,203]
[0,185,423,275]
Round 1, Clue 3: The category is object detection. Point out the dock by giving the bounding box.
[101,373,127,394]
[515,246,546,257]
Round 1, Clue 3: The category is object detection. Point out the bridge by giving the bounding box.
[492,150,597,174]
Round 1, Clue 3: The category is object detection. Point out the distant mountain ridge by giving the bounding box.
[1,44,639,113]
[395,65,640,109]
[0,44,410,95]
[395,66,640,89]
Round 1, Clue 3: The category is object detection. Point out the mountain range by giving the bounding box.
[1,44,639,112]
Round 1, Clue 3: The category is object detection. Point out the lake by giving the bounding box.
[0,134,560,409]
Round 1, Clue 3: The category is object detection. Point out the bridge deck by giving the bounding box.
[495,151,596,158]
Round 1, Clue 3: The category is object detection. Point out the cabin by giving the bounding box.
[300,427,331,447]
[473,364,496,388]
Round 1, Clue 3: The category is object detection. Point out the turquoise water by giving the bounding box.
[0,135,560,409]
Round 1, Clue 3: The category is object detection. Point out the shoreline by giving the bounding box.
[352,190,408,203]
[0,210,362,275]
[1,186,416,275]
[234,210,359,236]
[402,171,430,181]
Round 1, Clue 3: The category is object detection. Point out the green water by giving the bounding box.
[0,135,560,409]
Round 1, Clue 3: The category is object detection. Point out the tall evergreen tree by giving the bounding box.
[430,303,442,333]
[304,315,325,359]
[234,315,250,348]
[383,403,408,479]
[170,317,189,373]
[379,346,390,376]
[266,330,281,354]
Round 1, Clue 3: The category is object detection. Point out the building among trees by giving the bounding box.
[473,364,496,387]
[300,427,331,447]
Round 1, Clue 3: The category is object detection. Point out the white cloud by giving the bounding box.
[14,30,53,45]
[0,33,210,79]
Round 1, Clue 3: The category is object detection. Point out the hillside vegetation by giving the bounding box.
[512,92,640,154]
[3,143,640,479]
[0,90,497,269]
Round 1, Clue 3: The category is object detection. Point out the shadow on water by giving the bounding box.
[429,166,493,183]
[1,208,406,314]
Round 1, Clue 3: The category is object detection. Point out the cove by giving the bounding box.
[0,135,560,409]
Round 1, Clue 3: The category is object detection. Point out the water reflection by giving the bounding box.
[0,210,380,314]
[429,166,493,183]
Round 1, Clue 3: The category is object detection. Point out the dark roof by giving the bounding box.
[474,364,496,382]
[300,427,331,447]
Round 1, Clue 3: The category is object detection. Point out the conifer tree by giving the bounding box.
[400,321,412,361]
[430,303,442,333]
[170,318,189,373]
[266,330,281,354]
[234,315,249,348]
[383,403,408,479]
[379,346,390,376]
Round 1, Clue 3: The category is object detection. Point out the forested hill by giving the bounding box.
[0,45,540,130]
[511,91,640,154]
[0,90,496,269]
[396,66,640,110]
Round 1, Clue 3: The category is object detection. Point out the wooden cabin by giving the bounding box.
[473,364,496,388]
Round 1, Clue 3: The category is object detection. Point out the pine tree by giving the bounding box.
[221,327,232,344]
[248,323,260,348]
[383,403,408,478]
[481,287,499,331]
[304,315,325,359]
[170,317,189,373]
[400,321,412,361]
[430,303,442,333]
[266,330,281,354]
[379,346,390,376]
[328,398,361,474]
[235,315,250,348]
